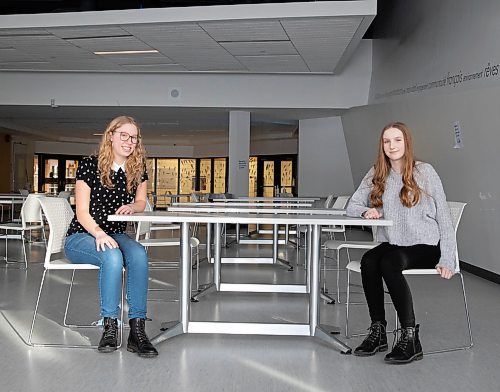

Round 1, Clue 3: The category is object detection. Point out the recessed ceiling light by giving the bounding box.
[94,50,159,55]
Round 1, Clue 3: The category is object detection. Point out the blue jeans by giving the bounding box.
[64,233,149,319]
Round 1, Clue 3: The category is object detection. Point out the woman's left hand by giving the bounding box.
[436,266,454,279]
[115,204,135,215]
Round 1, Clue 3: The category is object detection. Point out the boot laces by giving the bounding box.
[135,321,149,343]
[364,323,383,345]
[103,322,117,340]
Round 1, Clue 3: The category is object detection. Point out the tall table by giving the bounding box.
[109,211,392,354]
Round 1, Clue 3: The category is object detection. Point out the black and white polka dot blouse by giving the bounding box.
[66,156,148,236]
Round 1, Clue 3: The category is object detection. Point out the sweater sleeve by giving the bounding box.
[346,167,374,218]
[423,164,457,271]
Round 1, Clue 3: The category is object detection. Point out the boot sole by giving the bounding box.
[353,343,388,357]
[98,346,118,353]
[384,352,423,364]
[127,345,158,358]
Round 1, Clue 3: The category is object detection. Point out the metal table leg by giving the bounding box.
[310,225,350,353]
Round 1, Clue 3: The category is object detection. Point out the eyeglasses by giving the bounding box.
[113,131,141,144]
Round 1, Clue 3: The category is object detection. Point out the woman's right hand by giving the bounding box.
[362,208,382,219]
[95,230,119,252]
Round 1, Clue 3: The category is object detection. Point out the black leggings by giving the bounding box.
[360,242,440,328]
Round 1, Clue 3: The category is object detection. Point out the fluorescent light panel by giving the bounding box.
[94,50,159,55]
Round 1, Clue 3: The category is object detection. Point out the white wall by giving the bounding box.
[342,0,500,275]
[298,117,354,198]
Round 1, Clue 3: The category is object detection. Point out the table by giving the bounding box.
[212,197,320,202]
[169,204,345,264]
[172,202,314,208]
[0,194,26,221]
[168,205,347,302]
[109,211,392,354]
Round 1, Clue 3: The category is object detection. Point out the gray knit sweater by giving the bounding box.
[346,162,457,271]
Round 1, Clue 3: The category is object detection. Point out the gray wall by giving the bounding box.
[342,0,500,275]
[298,116,354,198]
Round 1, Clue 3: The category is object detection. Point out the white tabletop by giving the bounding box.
[109,211,391,227]
[172,202,313,207]
[212,197,318,202]
[168,205,346,215]
[0,194,26,199]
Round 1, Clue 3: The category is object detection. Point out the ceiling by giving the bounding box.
[0,1,375,145]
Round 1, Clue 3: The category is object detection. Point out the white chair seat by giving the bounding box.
[325,240,380,251]
[45,257,100,270]
[322,226,345,233]
[138,237,181,247]
[346,260,361,273]
[0,222,44,230]
[402,268,439,275]
[150,223,180,231]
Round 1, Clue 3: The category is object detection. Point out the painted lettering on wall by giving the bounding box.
[375,60,500,99]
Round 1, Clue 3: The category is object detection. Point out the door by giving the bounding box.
[38,154,80,198]
[256,155,296,197]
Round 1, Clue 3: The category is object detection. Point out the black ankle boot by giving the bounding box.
[127,318,158,358]
[354,321,388,357]
[384,324,423,364]
[98,317,118,353]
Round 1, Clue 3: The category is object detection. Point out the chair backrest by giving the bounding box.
[38,197,74,266]
[332,195,350,209]
[57,191,71,200]
[21,194,45,226]
[447,201,467,272]
[136,200,153,239]
[324,194,335,208]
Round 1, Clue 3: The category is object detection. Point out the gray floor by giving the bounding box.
[1,225,499,392]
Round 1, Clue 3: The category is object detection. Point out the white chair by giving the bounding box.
[57,191,71,201]
[323,226,380,304]
[135,218,201,293]
[28,197,124,348]
[321,195,351,240]
[345,202,473,354]
[0,194,46,269]
[295,193,337,263]
[145,199,180,234]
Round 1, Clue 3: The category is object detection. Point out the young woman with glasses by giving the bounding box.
[64,116,157,357]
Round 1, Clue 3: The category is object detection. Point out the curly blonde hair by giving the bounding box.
[97,116,146,193]
[369,122,421,208]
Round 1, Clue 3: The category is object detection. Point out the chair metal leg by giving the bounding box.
[424,272,473,355]
[29,269,125,349]
[345,269,351,337]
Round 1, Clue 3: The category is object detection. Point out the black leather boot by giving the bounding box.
[384,324,423,364]
[98,317,118,353]
[127,318,158,358]
[353,321,388,357]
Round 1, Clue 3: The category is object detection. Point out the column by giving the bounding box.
[228,111,250,197]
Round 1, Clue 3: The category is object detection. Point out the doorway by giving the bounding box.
[256,155,296,197]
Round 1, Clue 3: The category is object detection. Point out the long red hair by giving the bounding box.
[369,122,421,208]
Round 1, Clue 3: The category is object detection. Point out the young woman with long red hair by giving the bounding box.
[346,122,456,364]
